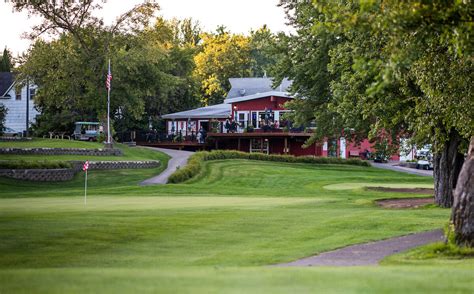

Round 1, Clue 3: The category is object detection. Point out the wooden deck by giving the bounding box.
[208,132,312,138]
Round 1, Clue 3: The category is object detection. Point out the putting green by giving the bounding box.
[323,182,434,190]
[0,196,319,213]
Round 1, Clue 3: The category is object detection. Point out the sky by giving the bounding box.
[0,0,291,56]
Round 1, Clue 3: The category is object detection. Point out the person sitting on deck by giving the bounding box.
[225,118,231,133]
[198,126,207,143]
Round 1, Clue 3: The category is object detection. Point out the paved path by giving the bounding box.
[276,229,443,267]
[371,162,433,177]
[140,147,193,185]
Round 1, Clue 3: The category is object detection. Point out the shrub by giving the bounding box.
[167,150,370,184]
[0,160,72,169]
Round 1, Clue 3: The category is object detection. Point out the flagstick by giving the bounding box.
[84,169,88,206]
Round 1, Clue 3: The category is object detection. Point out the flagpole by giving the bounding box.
[107,58,111,145]
[84,169,88,206]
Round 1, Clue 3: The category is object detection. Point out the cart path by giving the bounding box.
[140,147,193,185]
[371,162,433,177]
[276,229,443,267]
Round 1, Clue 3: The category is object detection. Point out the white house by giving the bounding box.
[0,72,39,134]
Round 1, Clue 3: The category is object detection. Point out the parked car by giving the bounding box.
[2,127,22,137]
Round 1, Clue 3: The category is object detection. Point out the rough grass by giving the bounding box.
[0,159,472,293]
[167,150,370,183]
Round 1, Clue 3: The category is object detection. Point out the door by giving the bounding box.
[199,120,209,132]
[236,112,248,132]
[340,137,346,158]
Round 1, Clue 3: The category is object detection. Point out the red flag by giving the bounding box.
[82,160,89,171]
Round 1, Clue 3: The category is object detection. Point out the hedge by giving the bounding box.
[167,150,371,184]
[0,160,72,170]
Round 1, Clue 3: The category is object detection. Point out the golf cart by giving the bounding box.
[72,122,101,141]
[416,146,433,170]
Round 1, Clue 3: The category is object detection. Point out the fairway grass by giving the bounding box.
[0,159,472,293]
[0,196,320,212]
[1,266,473,293]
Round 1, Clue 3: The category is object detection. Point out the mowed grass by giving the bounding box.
[0,138,104,149]
[0,157,473,293]
[0,138,170,162]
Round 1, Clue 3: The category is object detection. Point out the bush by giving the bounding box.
[0,160,72,169]
[167,150,370,184]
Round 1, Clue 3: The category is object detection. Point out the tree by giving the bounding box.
[14,1,200,135]
[0,104,7,135]
[193,25,282,106]
[249,25,279,77]
[452,136,474,247]
[0,48,13,72]
[276,0,473,207]
[193,29,253,105]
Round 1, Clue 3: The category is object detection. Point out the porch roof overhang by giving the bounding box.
[161,103,231,120]
[223,91,293,104]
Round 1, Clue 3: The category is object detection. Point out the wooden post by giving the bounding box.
[284,137,288,154]
[238,138,241,151]
[215,139,219,150]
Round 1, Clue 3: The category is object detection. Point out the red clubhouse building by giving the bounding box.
[159,78,399,160]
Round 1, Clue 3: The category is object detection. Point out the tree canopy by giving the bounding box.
[193,26,282,105]
[14,1,201,134]
[275,0,473,207]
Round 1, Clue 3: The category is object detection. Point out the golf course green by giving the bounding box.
[0,140,472,293]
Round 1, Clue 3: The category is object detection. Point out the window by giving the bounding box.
[29,88,36,99]
[16,93,21,100]
[250,139,269,154]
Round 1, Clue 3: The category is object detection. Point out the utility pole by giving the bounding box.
[25,77,29,137]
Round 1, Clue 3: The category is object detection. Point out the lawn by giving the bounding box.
[0,138,170,162]
[0,150,472,293]
[0,138,104,149]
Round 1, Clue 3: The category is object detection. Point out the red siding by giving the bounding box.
[346,139,400,161]
[232,96,291,116]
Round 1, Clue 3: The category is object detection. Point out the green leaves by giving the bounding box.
[277,0,472,154]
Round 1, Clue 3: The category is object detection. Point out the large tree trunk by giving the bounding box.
[433,130,465,208]
[451,136,474,247]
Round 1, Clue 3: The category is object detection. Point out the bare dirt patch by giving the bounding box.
[376,197,434,209]
[367,187,434,194]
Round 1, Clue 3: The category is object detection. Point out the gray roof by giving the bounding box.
[226,77,292,99]
[0,72,14,97]
[161,103,231,120]
[224,91,293,104]
[162,77,294,120]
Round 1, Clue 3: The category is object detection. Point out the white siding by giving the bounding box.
[0,84,40,133]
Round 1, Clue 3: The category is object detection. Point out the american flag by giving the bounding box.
[106,61,112,91]
[82,160,89,171]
